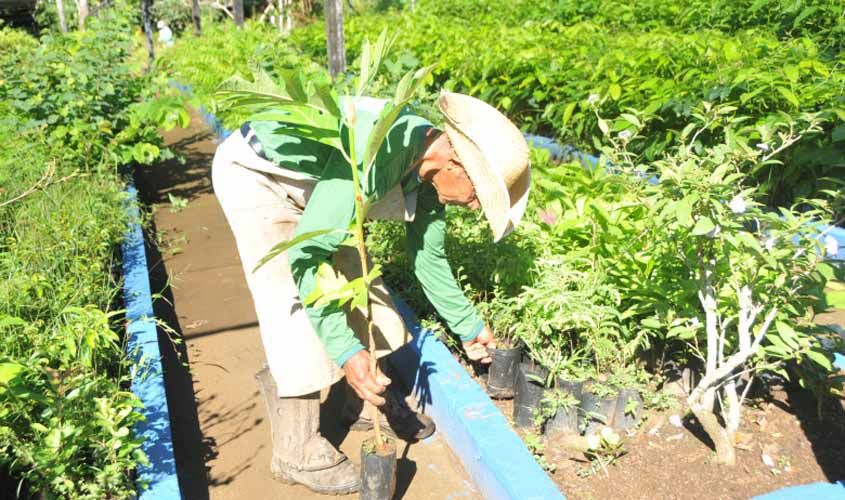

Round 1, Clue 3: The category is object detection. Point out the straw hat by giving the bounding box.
[439,91,531,242]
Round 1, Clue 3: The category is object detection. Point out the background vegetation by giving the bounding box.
[0,5,182,496]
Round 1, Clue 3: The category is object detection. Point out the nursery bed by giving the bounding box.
[135,111,481,499]
[462,306,845,500]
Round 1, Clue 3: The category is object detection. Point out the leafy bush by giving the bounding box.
[0,11,181,496]
[288,0,845,212]
[158,20,325,128]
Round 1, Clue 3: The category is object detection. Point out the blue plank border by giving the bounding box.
[390,297,565,500]
[122,180,182,500]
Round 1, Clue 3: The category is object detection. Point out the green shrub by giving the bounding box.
[0,11,181,497]
[287,0,845,211]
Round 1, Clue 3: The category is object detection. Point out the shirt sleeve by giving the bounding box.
[286,149,364,368]
[406,183,484,342]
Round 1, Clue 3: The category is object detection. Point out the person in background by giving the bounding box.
[156,20,173,47]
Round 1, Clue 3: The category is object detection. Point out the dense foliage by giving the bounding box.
[0,10,182,497]
[288,0,845,213]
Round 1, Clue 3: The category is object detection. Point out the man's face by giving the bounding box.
[428,134,480,210]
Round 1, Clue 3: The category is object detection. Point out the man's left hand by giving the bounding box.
[463,324,496,364]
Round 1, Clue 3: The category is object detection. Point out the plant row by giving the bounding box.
[287,0,845,214]
[0,8,183,498]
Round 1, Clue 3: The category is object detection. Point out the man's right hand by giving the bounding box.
[343,350,391,406]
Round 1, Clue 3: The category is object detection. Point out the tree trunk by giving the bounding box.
[56,0,67,32]
[324,0,345,79]
[233,0,245,26]
[140,0,155,68]
[690,393,736,465]
[192,0,202,35]
[277,0,284,32]
[76,0,89,30]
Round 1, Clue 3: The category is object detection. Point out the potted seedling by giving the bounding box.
[478,295,522,399]
[579,379,619,435]
[220,30,434,499]
[607,366,644,430]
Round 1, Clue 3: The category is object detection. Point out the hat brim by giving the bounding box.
[443,121,513,242]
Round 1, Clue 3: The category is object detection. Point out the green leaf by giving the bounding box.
[619,113,640,128]
[597,118,609,136]
[216,71,293,107]
[561,102,577,128]
[253,229,350,272]
[394,64,436,104]
[675,195,696,227]
[609,83,622,100]
[248,108,342,152]
[691,217,715,236]
[775,321,800,350]
[0,362,25,386]
[723,41,740,61]
[279,69,309,103]
[805,349,833,371]
[358,38,372,96]
[314,83,342,118]
[0,315,26,329]
[793,6,818,28]
[776,87,800,108]
[824,290,845,308]
[783,65,799,83]
[641,318,661,329]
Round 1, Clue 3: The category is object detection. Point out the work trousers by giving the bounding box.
[211,131,409,397]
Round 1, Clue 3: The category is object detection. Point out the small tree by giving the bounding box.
[597,102,840,465]
[217,31,433,449]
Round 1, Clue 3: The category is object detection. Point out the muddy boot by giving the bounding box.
[343,384,436,442]
[256,367,360,495]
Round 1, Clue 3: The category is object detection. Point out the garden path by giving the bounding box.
[136,112,480,500]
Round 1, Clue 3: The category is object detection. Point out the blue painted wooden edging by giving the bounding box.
[122,181,182,500]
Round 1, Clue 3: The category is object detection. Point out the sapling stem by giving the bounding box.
[346,120,385,451]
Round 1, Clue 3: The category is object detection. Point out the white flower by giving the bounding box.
[824,235,839,257]
[764,236,776,252]
[587,93,600,105]
[586,433,601,450]
[728,194,747,214]
[618,130,632,141]
[689,317,701,328]
[669,414,683,428]
[756,143,770,152]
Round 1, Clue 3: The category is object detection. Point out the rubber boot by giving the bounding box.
[256,366,360,495]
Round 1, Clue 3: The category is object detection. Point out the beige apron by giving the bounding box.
[211,131,411,397]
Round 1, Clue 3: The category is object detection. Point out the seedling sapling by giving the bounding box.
[217,30,434,456]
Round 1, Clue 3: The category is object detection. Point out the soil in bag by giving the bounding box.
[543,379,584,435]
[614,388,643,430]
[360,437,397,500]
[513,362,548,427]
[486,345,521,399]
[579,385,618,435]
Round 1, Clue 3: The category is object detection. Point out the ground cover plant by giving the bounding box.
[0,7,184,497]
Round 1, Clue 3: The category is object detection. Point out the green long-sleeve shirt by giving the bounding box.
[250,97,483,367]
